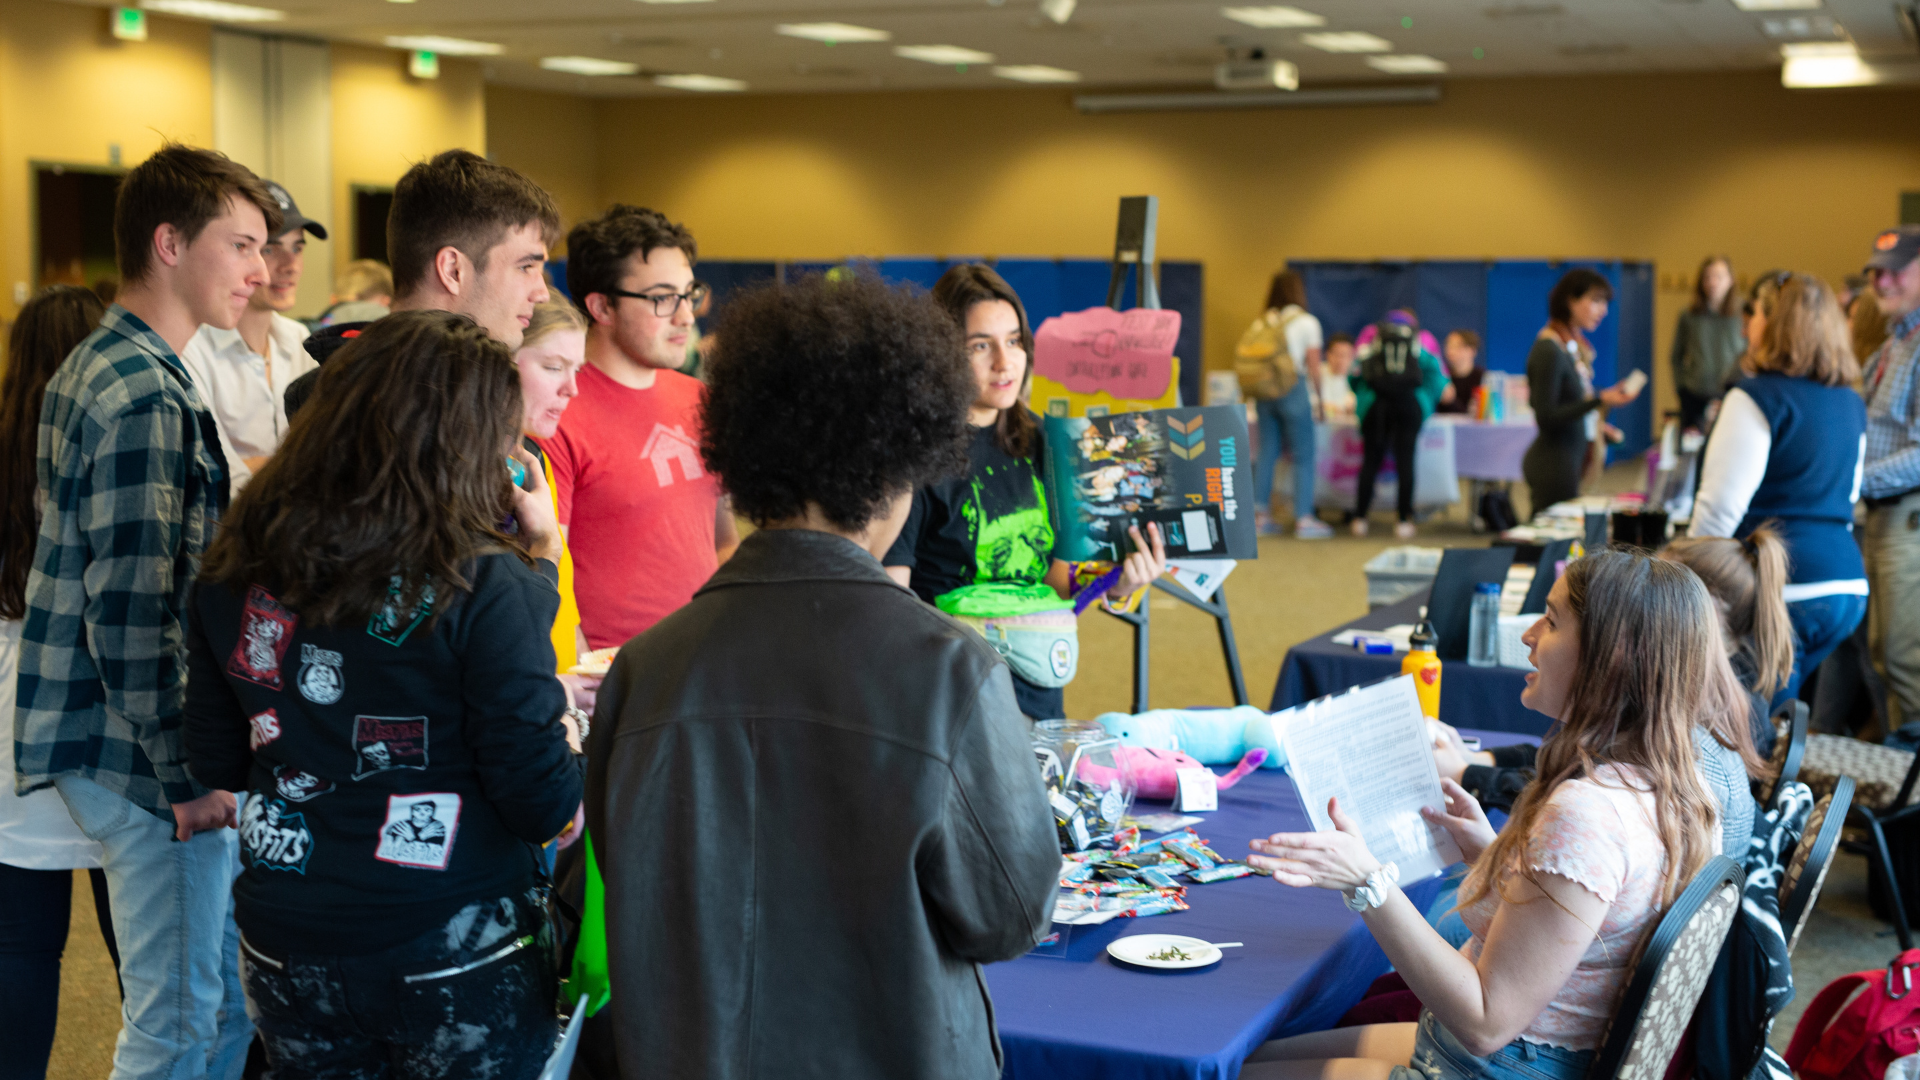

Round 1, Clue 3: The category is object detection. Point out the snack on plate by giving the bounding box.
[570,647,620,676]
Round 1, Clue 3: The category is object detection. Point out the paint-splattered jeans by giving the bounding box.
[239,891,558,1080]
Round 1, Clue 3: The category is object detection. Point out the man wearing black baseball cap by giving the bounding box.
[1859,224,1920,727]
[179,179,327,489]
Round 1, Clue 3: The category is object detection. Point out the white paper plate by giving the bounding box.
[1106,934,1223,971]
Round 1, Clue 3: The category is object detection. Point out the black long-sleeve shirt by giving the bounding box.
[184,551,582,956]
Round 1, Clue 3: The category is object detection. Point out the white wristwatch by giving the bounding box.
[1344,862,1400,912]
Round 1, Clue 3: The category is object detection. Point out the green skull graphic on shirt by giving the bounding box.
[962,464,1054,587]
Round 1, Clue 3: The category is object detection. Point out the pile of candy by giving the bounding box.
[1050,827,1268,925]
[1040,751,1132,853]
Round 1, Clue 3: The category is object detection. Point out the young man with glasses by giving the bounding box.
[540,205,738,649]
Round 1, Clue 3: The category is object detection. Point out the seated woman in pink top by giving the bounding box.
[1242,549,1753,1080]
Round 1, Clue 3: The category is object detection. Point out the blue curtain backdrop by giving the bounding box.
[554,256,1206,408]
[1292,259,1653,463]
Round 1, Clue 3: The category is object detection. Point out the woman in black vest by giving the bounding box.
[1521,270,1642,517]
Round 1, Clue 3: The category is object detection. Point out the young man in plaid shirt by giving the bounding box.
[12,143,279,1080]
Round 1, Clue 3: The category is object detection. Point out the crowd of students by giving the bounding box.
[2,135,1919,1080]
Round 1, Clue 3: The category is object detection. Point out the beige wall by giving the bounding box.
[485,85,601,253]
[489,73,1920,417]
[0,1,212,322]
[329,42,486,272]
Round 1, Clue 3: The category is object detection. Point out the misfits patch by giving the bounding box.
[367,576,435,647]
[351,716,428,780]
[248,708,281,751]
[296,644,344,705]
[229,585,297,690]
[272,764,335,803]
[375,793,460,870]
[239,796,313,873]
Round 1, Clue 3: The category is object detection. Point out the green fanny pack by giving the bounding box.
[937,583,1080,689]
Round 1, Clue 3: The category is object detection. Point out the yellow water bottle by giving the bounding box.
[1402,606,1444,719]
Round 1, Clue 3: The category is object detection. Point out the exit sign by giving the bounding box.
[112,7,148,41]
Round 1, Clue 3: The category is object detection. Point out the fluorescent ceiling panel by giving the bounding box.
[994,64,1082,82]
[541,56,641,75]
[1366,54,1449,73]
[777,23,893,43]
[893,45,997,65]
[1300,31,1393,52]
[1220,6,1326,28]
[655,73,748,91]
[142,0,286,21]
[383,35,504,56]
[1731,0,1822,9]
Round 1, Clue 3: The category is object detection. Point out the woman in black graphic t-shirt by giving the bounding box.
[884,264,1166,720]
[182,312,582,1079]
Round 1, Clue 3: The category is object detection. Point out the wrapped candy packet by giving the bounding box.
[1189,863,1254,884]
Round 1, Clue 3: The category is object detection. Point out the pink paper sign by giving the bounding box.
[1032,306,1181,400]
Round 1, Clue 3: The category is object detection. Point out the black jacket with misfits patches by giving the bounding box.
[183,552,581,956]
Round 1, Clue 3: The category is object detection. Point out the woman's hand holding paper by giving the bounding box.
[1422,778,1495,865]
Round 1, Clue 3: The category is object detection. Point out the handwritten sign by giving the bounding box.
[1033,307,1180,401]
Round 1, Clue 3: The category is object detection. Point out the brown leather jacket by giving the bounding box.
[584,527,1059,1079]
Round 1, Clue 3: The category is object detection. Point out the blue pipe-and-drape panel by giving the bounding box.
[563,257,1207,408]
[1291,259,1653,464]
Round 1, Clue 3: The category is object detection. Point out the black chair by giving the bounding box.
[1768,699,1809,804]
[1847,749,1920,951]
[1589,855,1746,1080]
[1781,776,1854,956]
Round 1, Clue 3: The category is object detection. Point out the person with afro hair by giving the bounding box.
[581,272,1061,1080]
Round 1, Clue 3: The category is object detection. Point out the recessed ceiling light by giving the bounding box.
[1780,41,1873,84]
[894,44,997,65]
[1732,0,1821,9]
[1366,53,1449,73]
[141,0,285,22]
[1761,13,1840,37]
[1300,31,1393,52]
[994,64,1081,82]
[541,56,640,76]
[654,73,747,91]
[384,35,504,56]
[777,23,892,43]
[1220,6,1326,28]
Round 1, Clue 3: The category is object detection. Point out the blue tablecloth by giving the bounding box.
[1271,591,1548,737]
[986,728,1536,1080]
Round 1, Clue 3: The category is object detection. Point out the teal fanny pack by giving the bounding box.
[937,584,1079,689]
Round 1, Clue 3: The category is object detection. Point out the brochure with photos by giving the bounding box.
[1042,406,1257,563]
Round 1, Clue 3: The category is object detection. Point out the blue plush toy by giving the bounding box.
[1093,706,1288,770]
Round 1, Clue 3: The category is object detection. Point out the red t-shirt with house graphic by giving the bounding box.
[540,364,719,650]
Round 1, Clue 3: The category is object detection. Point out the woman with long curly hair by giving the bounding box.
[1241,550,1759,1080]
[182,310,582,1079]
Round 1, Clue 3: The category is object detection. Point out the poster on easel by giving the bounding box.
[1029,306,1183,418]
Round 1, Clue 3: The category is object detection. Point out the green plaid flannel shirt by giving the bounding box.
[13,305,228,818]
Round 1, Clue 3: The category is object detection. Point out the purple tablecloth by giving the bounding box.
[1446,420,1536,482]
[986,728,1538,1080]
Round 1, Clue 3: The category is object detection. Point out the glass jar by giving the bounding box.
[1031,719,1137,852]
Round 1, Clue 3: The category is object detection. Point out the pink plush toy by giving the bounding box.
[1077,746,1268,801]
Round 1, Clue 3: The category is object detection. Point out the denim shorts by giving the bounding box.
[1392,1010,1595,1080]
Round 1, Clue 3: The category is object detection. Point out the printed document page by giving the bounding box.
[1279,675,1463,882]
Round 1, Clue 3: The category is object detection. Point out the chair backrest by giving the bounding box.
[1589,855,1746,1080]
[1781,775,1854,956]
[1773,699,1809,801]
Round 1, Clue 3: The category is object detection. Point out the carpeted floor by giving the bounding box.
[40,462,1900,1075]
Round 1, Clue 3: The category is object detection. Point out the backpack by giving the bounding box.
[1688,781,1813,1080]
[1234,308,1302,401]
[1786,948,1920,1080]
[1361,322,1426,399]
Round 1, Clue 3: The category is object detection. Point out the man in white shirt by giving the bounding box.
[179,179,323,489]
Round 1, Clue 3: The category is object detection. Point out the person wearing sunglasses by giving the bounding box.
[539,205,740,653]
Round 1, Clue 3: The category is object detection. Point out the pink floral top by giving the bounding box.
[1457,765,1684,1051]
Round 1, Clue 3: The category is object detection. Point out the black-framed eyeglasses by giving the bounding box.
[602,281,710,318]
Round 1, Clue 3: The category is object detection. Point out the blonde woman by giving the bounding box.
[515,298,595,709]
[1690,273,1865,708]
[1243,550,1755,1080]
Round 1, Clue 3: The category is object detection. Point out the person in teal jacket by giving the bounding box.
[1348,309,1451,538]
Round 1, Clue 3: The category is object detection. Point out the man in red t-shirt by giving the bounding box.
[540,206,739,649]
